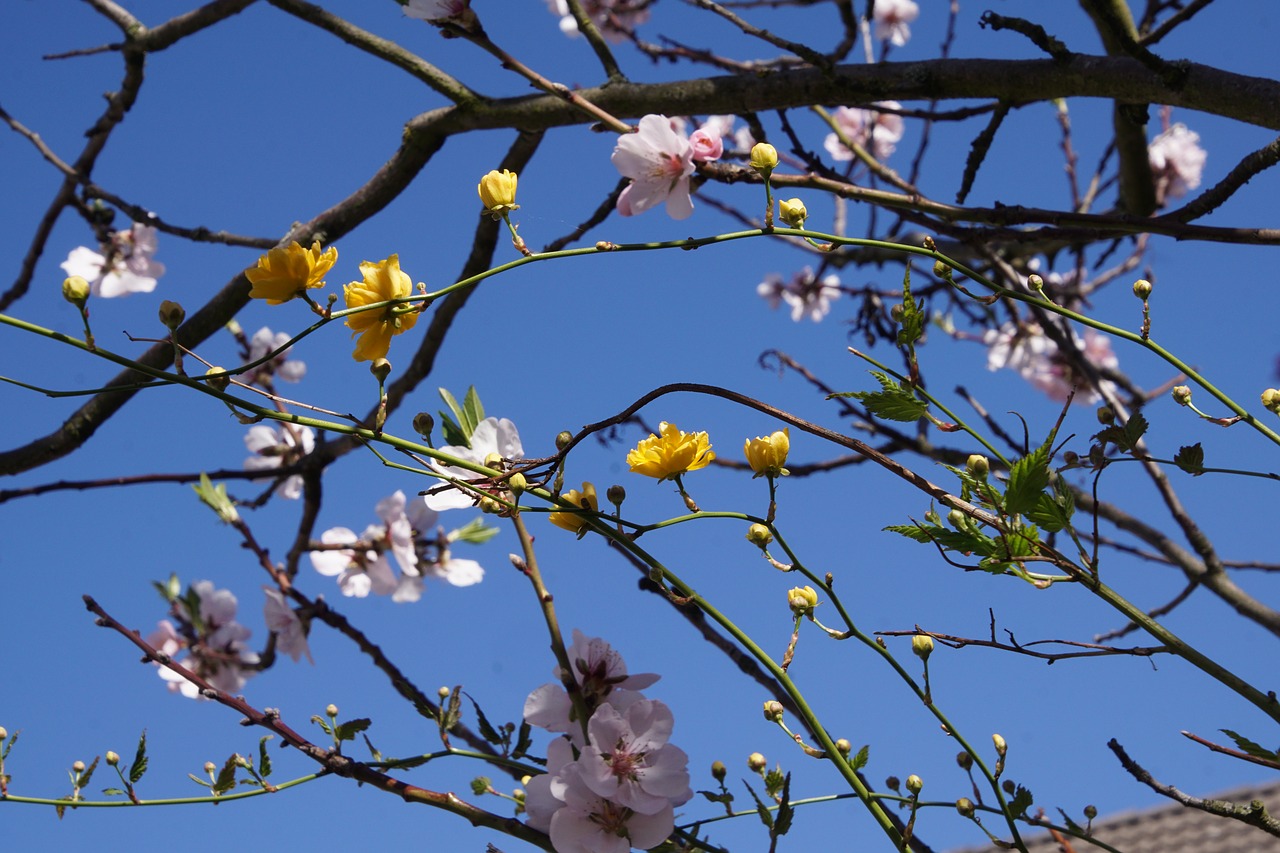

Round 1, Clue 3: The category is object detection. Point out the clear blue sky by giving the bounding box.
[3,2,1280,851]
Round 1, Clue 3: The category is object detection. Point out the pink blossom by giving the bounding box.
[60,223,165,298]
[823,102,904,162]
[262,587,311,663]
[612,115,696,220]
[309,526,398,598]
[524,630,659,736]
[688,128,723,162]
[243,423,316,499]
[403,0,468,20]
[758,267,842,322]
[984,323,1119,404]
[150,581,259,699]
[546,0,649,42]
[578,700,692,814]
[873,0,919,46]
[243,327,305,385]
[550,762,675,853]
[1148,123,1206,202]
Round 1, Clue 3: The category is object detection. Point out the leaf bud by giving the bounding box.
[204,366,230,393]
[158,300,185,330]
[835,739,852,757]
[965,454,989,479]
[1096,406,1115,425]
[1172,385,1192,406]
[73,760,86,773]
[62,275,91,307]
[1084,804,1098,820]
[947,509,967,530]
[606,484,626,506]
[413,412,434,436]
[992,733,1007,756]
[555,431,574,450]
[105,751,120,766]
[778,197,807,228]
[956,750,973,771]
[711,760,727,782]
[749,142,778,177]
[762,700,785,722]
[956,797,976,818]
[1027,273,1044,292]
[906,774,923,795]
[470,776,491,796]
[1132,278,1153,299]
[746,522,774,548]
[933,260,951,279]
[747,752,768,773]
[370,358,392,383]
[911,634,934,661]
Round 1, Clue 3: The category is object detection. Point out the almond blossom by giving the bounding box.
[873,0,919,47]
[309,526,398,598]
[242,326,306,385]
[984,322,1119,404]
[546,0,649,42]
[757,267,842,322]
[524,630,660,737]
[425,416,524,511]
[146,581,259,699]
[612,115,697,220]
[243,423,316,499]
[262,587,312,663]
[578,700,692,814]
[1148,122,1206,203]
[60,222,165,298]
[823,102,905,162]
[403,0,468,20]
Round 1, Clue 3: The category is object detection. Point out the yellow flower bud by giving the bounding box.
[606,484,626,506]
[73,760,86,774]
[911,634,934,660]
[204,366,230,393]
[746,522,773,548]
[762,700,785,722]
[413,412,435,436]
[787,584,819,616]
[778,198,807,228]
[1172,385,1192,406]
[992,733,1007,756]
[711,760,727,782]
[1133,278,1153,299]
[835,739,852,756]
[747,752,767,772]
[744,428,790,479]
[749,142,778,177]
[1262,389,1280,414]
[956,797,976,817]
[548,482,598,536]
[906,774,923,795]
[370,357,392,383]
[965,454,989,479]
[326,704,339,718]
[158,300,185,330]
[105,750,120,766]
[62,275,91,307]
[478,169,519,217]
[203,761,216,775]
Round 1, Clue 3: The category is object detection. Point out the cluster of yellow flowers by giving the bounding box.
[624,422,789,481]
[242,169,523,364]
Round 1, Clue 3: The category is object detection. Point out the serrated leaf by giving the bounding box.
[1124,411,1149,447]
[512,721,535,761]
[884,523,995,557]
[310,716,334,737]
[77,756,100,789]
[334,718,372,742]
[1174,442,1205,476]
[851,744,869,771]
[897,266,924,348]
[1057,808,1084,834]
[698,789,734,806]
[1,728,18,760]
[449,517,500,545]
[1026,492,1069,532]
[1008,783,1033,818]
[466,695,503,745]
[742,779,774,830]
[257,736,273,779]
[774,773,794,836]
[1221,729,1280,761]
[838,372,928,422]
[129,730,148,784]
[1004,444,1050,516]
[213,755,238,795]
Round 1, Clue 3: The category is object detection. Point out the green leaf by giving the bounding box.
[129,730,148,784]
[512,721,535,761]
[462,386,486,435]
[334,718,372,742]
[191,472,239,524]
[213,755,238,795]
[257,735,273,779]
[1027,492,1069,532]
[100,787,125,796]
[1,728,18,760]
[362,734,383,763]
[1057,808,1084,834]
[449,517,500,545]
[742,779,774,830]
[466,695,503,745]
[1004,444,1050,516]
[310,715,334,737]
[883,523,995,557]
[773,773,794,836]
[698,789,734,807]
[1221,729,1280,761]
[76,756,100,789]
[1008,783,1033,818]
[438,386,483,447]
[851,744,869,772]
[187,773,212,789]
[834,372,928,422]
[896,266,924,348]
[1174,442,1205,476]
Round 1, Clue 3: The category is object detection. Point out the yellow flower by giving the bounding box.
[626,422,715,481]
[744,427,789,478]
[478,169,519,217]
[548,482,598,536]
[342,254,418,362]
[778,198,807,228]
[245,241,337,305]
[787,585,819,616]
[749,142,778,177]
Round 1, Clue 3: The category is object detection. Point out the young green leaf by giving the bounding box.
[1004,444,1050,516]
[213,755,238,795]
[773,773,794,836]
[334,718,373,742]
[832,372,928,422]
[1008,783,1034,818]
[1220,729,1280,761]
[257,735,273,779]
[851,744,869,772]
[1174,442,1205,476]
[466,695,504,745]
[129,730,148,784]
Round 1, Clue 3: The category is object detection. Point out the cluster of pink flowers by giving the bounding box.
[523,631,692,853]
[823,102,905,162]
[240,326,306,386]
[243,423,316,500]
[757,266,843,322]
[546,0,650,42]
[1148,122,1207,203]
[60,222,165,298]
[145,582,266,698]
[310,490,485,602]
[611,115,726,220]
[984,321,1119,404]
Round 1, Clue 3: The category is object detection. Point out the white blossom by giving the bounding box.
[611,115,697,220]
[984,323,1119,404]
[823,102,905,162]
[243,423,316,499]
[1149,123,1206,202]
[262,587,311,663]
[873,0,919,47]
[60,223,165,298]
[425,417,524,511]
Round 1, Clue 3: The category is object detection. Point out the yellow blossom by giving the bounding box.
[749,142,778,177]
[744,427,789,478]
[626,422,715,481]
[787,585,819,616]
[548,482,598,536]
[245,241,337,304]
[342,254,418,362]
[478,169,519,217]
[778,198,807,228]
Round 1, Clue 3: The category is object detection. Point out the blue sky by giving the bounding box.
[3,2,1280,851]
